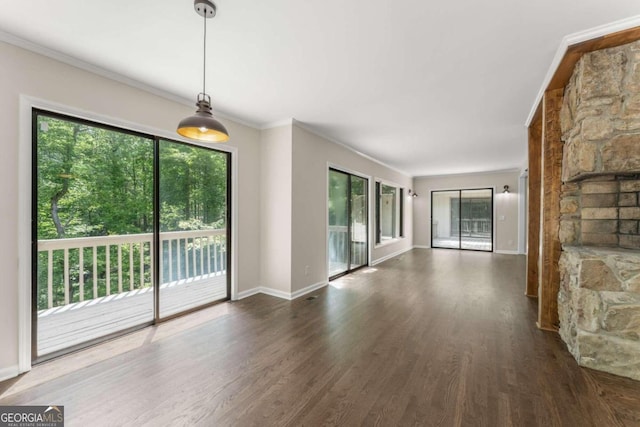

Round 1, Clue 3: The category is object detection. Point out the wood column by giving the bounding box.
[538,88,564,331]
[526,110,542,298]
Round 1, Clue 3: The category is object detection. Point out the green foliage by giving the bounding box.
[35,114,228,310]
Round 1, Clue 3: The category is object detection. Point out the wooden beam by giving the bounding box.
[526,107,542,298]
[538,89,564,332]
[547,26,640,91]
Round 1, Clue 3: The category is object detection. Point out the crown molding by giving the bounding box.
[0,29,262,130]
[260,118,295,130]
[414,168,521,180]
[291,119,412,178]
[526,15,640,127]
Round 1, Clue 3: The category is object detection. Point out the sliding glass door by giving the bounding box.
[33,110,230,361]
[431,188,493,251]
[328,169,368,279]
[158,140,230,318]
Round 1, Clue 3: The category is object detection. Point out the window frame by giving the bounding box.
[375,179,405,246]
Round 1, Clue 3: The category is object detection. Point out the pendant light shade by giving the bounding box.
[177,0,229,143]
[177,93,229,142]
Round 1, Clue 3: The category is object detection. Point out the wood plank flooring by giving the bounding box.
[2,249,640,426]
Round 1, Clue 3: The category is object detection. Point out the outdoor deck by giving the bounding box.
[432,237,492,251]
[37,274,227,356]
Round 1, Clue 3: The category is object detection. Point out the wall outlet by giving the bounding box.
[499,215,505,221]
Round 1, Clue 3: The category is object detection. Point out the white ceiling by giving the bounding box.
[2,1,640,176]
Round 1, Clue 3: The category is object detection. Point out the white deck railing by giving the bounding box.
[328,224,367,267]
[37,229,226,309]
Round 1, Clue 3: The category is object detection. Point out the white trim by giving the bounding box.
[19,95,240,365]
[291,281,328,300]
[414,168,521,180]
[230,150,239,302]
[327,162,371,181]
[413,245,430,249]
[525,15,640,127]
[495,250,521,255]
[237,282,329,301]
[0,365,20,382]
[18,96,32,374]
[371,246,413,266]
[293,120,412,178]
[235,288,262,300]
[260,118,295,130]
[0,30,260,130]
[258,287,294,300]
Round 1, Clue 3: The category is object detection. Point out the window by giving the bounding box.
[375,181,404,244]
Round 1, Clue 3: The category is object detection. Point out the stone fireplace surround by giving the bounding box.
[558,39,640,380]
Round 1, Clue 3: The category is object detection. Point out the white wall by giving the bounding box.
[413,170,521,253]
[259,126,293,293]
[292,124,413,293]
[0,41,262,378]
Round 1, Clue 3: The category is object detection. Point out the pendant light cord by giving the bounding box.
[202,10,207,95]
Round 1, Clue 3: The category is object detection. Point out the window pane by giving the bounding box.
[35,112,154,357]
[380,184,398,241]
[431,191,460,249]
[328,170,349,277]
[159,140,229,318]
[350,175,368,269]
[460,189,493,251]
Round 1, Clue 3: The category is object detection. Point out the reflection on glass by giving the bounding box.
[159,140,229,318]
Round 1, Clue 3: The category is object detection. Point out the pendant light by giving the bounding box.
[177,0,229,142]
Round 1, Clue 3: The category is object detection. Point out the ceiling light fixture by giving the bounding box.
[177,0,229,142]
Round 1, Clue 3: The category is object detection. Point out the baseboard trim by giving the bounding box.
[495,250,521,255]
[291,281,327,300]
[235,288,262,300]
[0,365,19,382]
[371,246,413,266]
[235,281,329,301]
[413,245,430,249]
[255,287,292,300]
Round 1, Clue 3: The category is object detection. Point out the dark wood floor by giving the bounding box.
[2,249,640,426]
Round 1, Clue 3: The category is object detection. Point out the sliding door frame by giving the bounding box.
[430,187,494,252]
[327,166,370,281]
[20,97,237,370]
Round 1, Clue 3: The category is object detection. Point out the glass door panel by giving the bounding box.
[34,111,154,358]
[460,189,493,251]
[328,170,349,277]
[349,175,368,269]
[431,191,460,249]
[159,140,229,318]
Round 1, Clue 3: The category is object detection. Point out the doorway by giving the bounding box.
[328,169,368,279]
[431,188,493,251]
[32,109,231,361]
